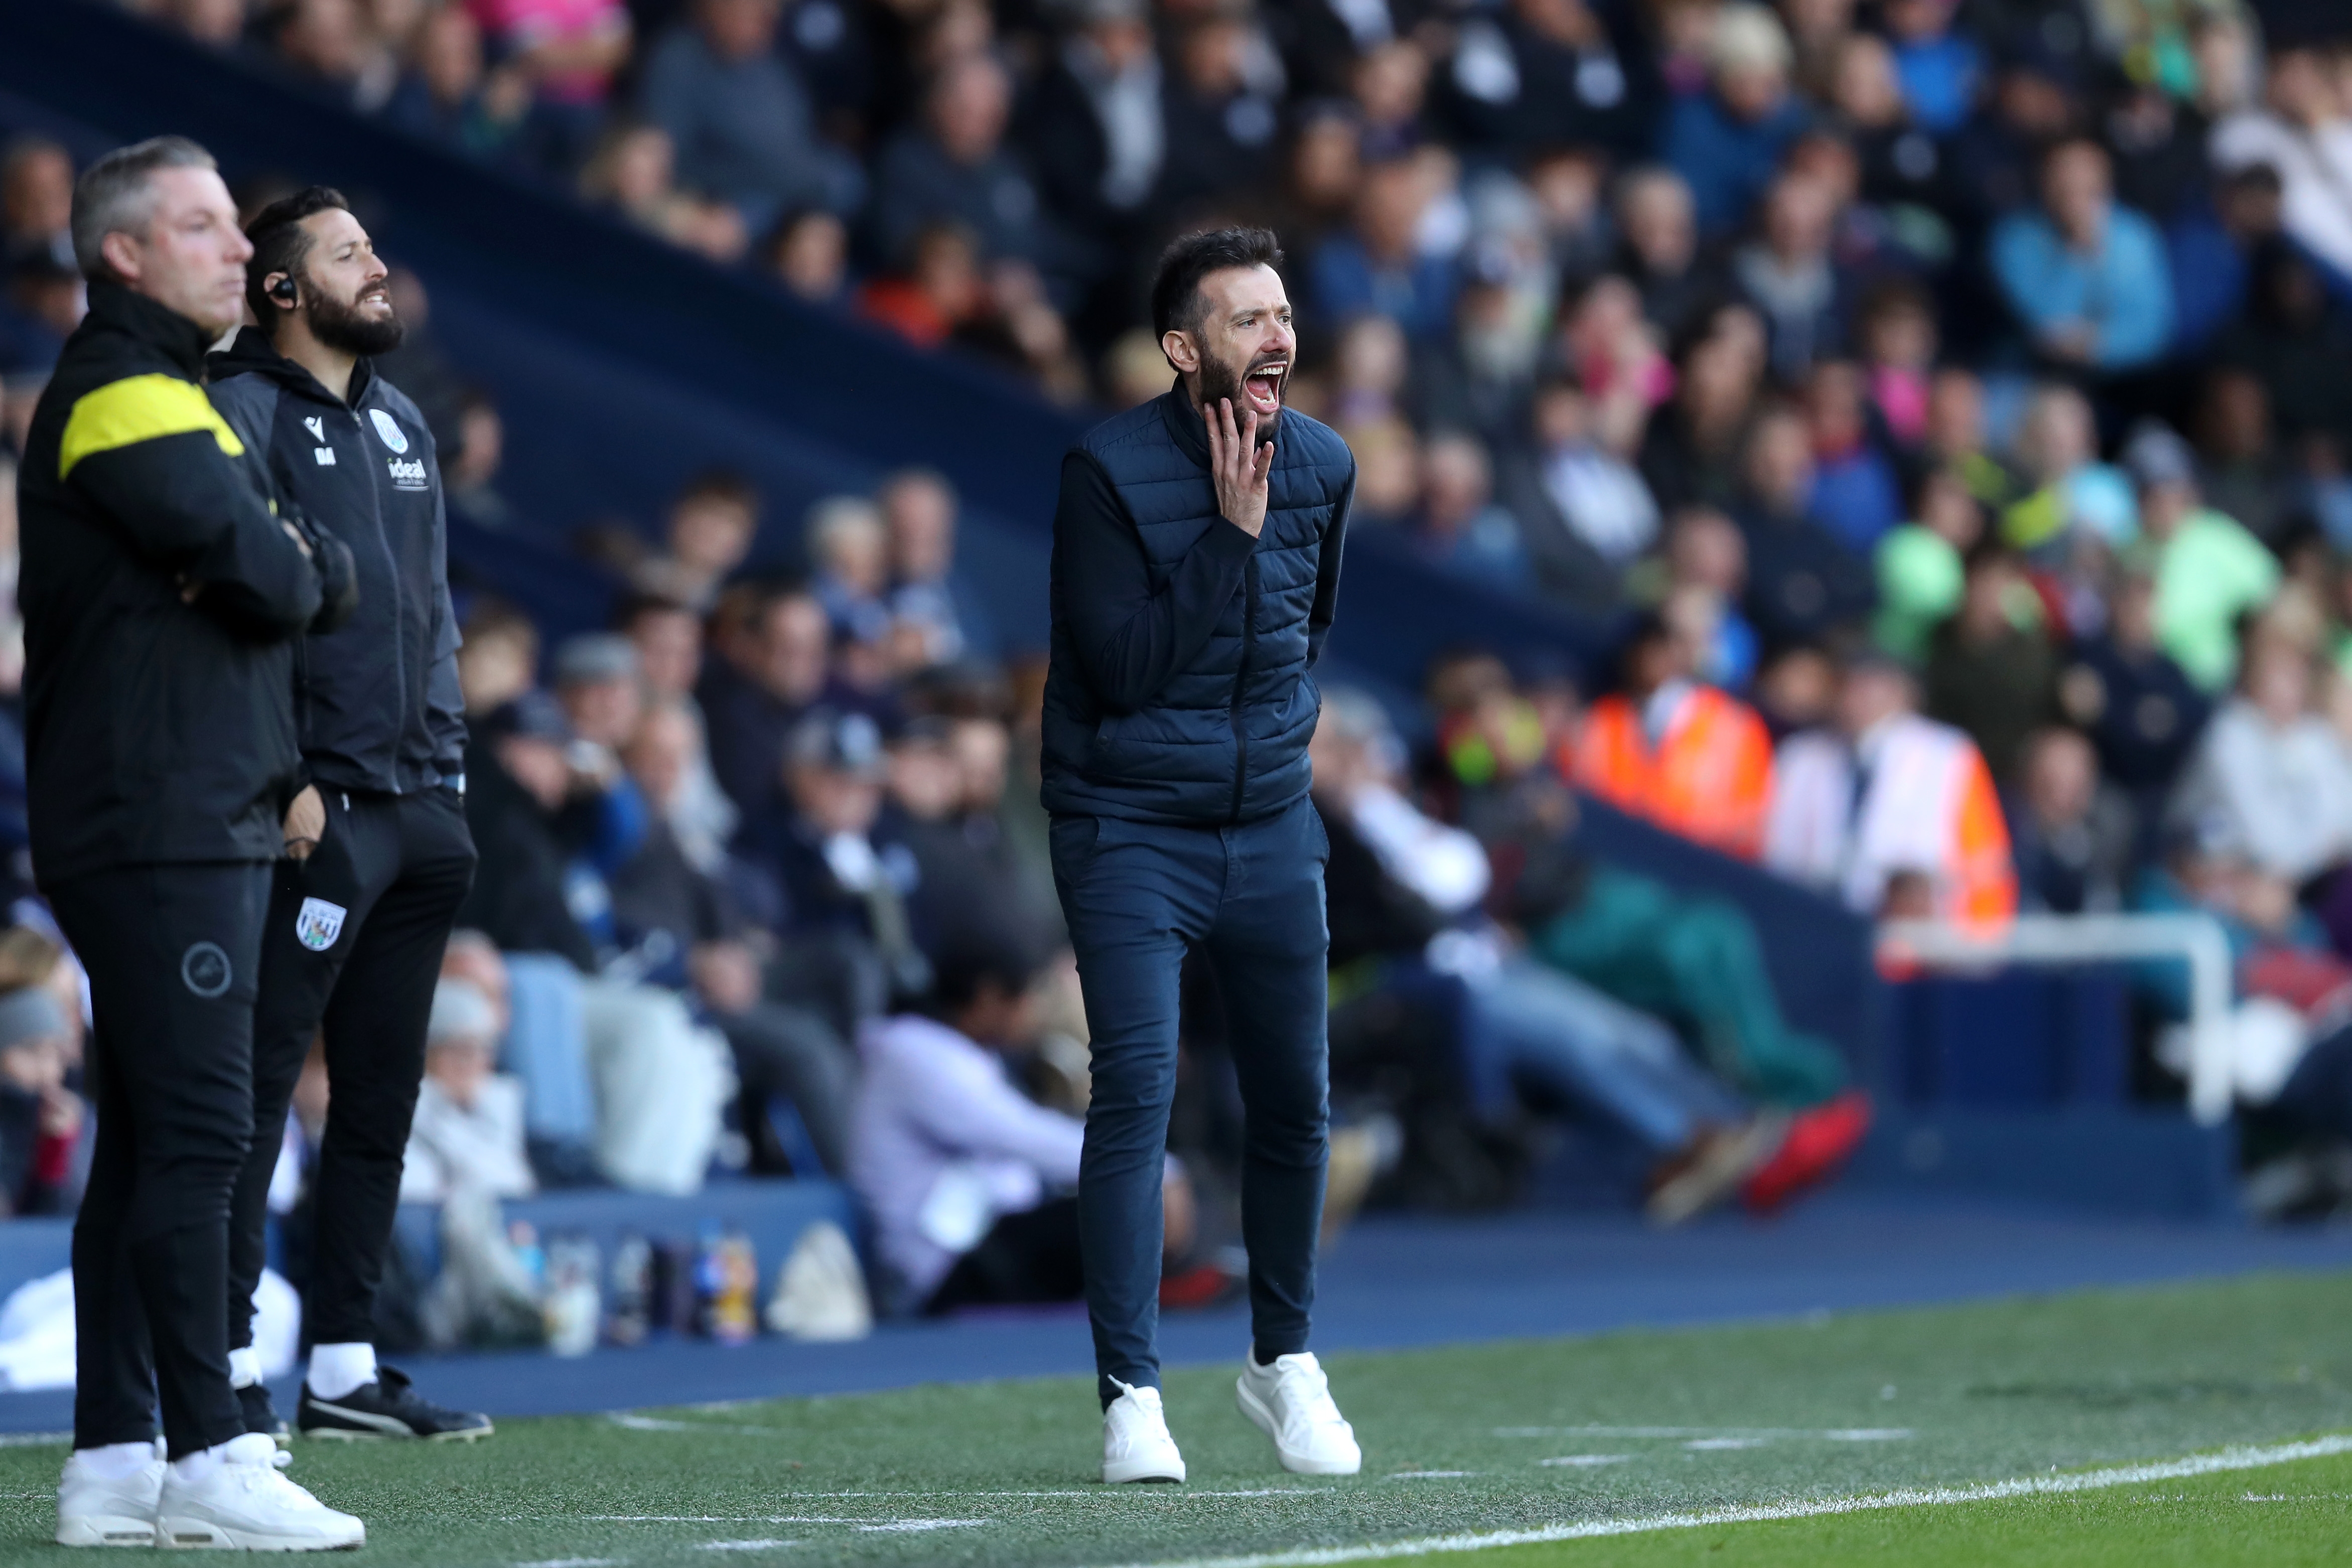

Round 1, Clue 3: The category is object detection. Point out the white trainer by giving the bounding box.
[154,1433,365,1551]
[55,1450,165,1548]
[1101,1378,1186,1484]
[1236,1350,1361,1475]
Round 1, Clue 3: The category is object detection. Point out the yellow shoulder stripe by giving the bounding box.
[59,373,245,479]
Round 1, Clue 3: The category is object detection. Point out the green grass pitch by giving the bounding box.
[1,1271,2347,1565]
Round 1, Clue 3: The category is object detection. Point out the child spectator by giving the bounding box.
[637,469,759,611]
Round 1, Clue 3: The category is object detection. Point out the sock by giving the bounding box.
[168,1433,276,1484]
[227,1347,261,1389]
[306,1342,377,1401]
[70,1442,157,1480]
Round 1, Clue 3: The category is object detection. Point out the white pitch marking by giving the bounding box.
[1539,1456,1631,1469]
[856,1521,988,1533]
[1077,1433,2352,1568]
[606,1413,788,1436]
[514,1558,627,1568]
[1684,1438,1768,1451]
[0,1431,70,1448]
[1496,1426,1912,1441]
[1386,1472,1474,1480]
[695,1543,802,1553]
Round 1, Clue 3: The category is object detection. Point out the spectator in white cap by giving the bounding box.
[398,977,535,1204]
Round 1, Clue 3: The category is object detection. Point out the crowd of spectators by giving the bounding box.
[9,0,2352,1279]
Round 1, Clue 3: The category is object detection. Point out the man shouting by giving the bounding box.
[1039,227,1358,1483]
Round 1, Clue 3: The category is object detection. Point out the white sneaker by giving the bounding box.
[1101,1378,1186,1484]
[56,1450,165,1547]
[1236,1350,1361,1475]
[154,1433,365,1550]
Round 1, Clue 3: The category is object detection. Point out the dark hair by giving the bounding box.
[243,185,351,322]
[925,927,1041,1020]
[1149,226,1286,344]
[672,467,759,514]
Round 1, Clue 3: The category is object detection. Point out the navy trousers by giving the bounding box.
[1051,796,1331,1407]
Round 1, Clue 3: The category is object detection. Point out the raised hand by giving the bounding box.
[1205,397,1273,538]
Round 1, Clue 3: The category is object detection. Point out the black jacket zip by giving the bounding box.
[1227,551,1259,824]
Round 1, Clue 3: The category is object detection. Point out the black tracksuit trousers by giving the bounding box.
[227,788,475,1354]
[50,862,271,1458]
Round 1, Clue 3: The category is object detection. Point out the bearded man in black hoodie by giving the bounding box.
[208,187,488,1447]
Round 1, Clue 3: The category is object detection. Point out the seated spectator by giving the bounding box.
[1922,539,2059,787]
[0,961,82,1218]
[1315,692,1843,1222]
[697,583,834,820]
[2194,368,2295,550]
[1440,0,1645,161]
[1874,467,1983,663]
[459,693,732,1193]
[636,467,758,611]
[1881,0,1979,136]
[270,0,385,111]
[442,931,599,1187]
[2002,382,2135,552]
[1663,3,1808,236]
[1802,360,1900,552]
[639,0,861,230]
[1570,611,1775,860]
[881,467,993,667]
[883,713,1054,962]
[2170,625,2352,889]
[1854,280,1936,450]
[1989,137,2175,374]
[856,221,985,350]
[764,208,850,310]
[397,978,536,1204]
[747,709,929,1014]
[1408,431,1527,587]
[1733,403,1874,646]
[869,54,1046,275]
[2211,42,2352,290]
[0,137,74,269]
[1658,508,1759,691]
[806,494,894,650]
[2008,727,2133,915]
[616,698,856,1175]
[1765,649,2016,924]
[1503,377,1657,605]
[1312,159,1458,342]
[2124,421,2279,693]
[1156,11,1285,214]
[1922,366,2024,519]
[1018,0,1163,250]
[455,597,539,716]
[1831,33,1950,218]
[1733,172,1845,385]
[851,931,1195,1315]
[1614,165,1711,339]
[1639,301,1769,517]
[618,593,737,859]
[2058,565,2210,843]
[579,122,749,264]
[385,4,531,159]
[467,0,632,173]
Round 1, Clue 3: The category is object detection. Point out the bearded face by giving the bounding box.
[302,265,404,358]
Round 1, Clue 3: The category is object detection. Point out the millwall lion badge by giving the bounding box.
[295,897,348,953]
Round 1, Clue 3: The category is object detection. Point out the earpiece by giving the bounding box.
[268,276,297,304]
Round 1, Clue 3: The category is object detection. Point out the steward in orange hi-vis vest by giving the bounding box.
[1573,683,1776,860]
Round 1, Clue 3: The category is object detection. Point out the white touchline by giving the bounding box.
[1082,1434,2352,1568]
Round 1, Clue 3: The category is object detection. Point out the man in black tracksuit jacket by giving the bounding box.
[19,149,353,1471]
[207,188,486,1442]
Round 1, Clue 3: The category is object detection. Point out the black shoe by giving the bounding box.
[297,1365,494,1442]
[237,1381,290,1445]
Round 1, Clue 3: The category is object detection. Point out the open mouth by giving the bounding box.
[1242,360,1287,417]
